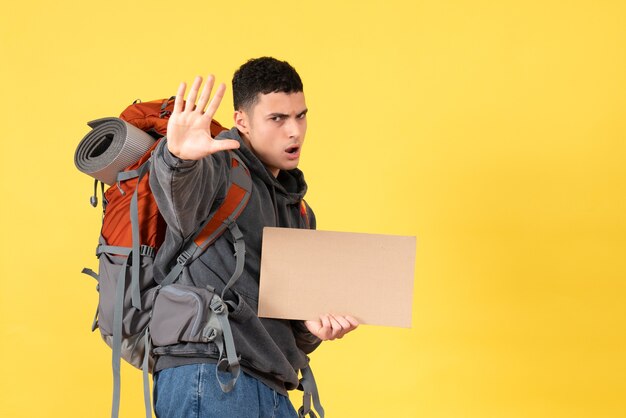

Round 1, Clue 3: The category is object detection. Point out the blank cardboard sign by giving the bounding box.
[258,227,416,328]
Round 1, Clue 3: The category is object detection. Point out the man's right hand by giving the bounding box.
[166,75,240,160]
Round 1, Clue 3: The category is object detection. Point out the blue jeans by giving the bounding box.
[153,363,299,418]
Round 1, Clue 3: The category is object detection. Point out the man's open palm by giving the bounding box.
[167,75,240,160]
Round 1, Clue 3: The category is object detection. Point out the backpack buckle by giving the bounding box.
[202,327,217,342]
[176,250,192,266]
[210,298,226,314]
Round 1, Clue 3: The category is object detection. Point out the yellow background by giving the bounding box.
[1,0,625,417]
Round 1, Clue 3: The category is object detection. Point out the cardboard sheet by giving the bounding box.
[258,227,416,328]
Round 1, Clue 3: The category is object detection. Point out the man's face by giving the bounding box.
[234,91,308,177]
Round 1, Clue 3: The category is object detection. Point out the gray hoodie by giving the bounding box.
[149,127,321,394]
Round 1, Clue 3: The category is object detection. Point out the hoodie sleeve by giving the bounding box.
[291,320,322,354]
[149,138,229,240]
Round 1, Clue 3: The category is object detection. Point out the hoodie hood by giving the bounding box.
[217,127,308,205]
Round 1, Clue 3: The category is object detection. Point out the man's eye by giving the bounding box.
[297,113,306,119]
[271,116,282,122]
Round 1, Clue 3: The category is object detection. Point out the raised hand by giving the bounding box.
[304,314,359,341]
[166,75,240,160]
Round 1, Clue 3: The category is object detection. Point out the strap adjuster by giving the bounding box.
[140,245,155,258]
[202,327,217,342]
[176,250,192,266]
[228,221,244,241]
[210,298,226,314]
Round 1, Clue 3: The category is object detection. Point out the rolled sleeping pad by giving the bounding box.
[74,117,156,185]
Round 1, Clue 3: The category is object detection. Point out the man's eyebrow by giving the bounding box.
[267,109,308,118]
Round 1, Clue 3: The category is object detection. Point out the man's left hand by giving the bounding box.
[304,314,359,341]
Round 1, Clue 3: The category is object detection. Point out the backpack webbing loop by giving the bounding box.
[221,222,246,301]
[141,329,152,418]
[129,159,152,311]
[82,267,98,281]
[116,170,140,182]
[111,256,129,418]
[91,306,100,332]
[298,366,325,418]
[159,97,175,118]
[209,293,240,393]
[82,268,100,331]
[97,245,131,257]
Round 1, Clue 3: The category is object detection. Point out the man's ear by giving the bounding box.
[234,110,249,135]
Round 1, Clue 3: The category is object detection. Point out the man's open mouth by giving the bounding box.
[286,145,300,154]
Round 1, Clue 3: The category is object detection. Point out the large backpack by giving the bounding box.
[77,98,252,418]
[76,98,325,418]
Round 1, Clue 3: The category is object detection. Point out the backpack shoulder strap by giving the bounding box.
[300,200,311,229]
[161,151,252,287]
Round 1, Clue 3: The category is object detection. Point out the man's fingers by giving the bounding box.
[202,82,226,121]
[173,76,224,125]
[332,314,351,330]
[184,76,202,112]
[320,315,331,331]
[328,315,343,338]
[328,315,360,340]
[196,75,215,113]
[304,314,361,341]
[173,82,186,114]
[210,139,240,153]
[345,315,360,329]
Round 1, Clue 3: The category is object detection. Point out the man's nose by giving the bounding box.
[286,117,303,139]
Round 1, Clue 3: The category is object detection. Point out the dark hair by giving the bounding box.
[232,57,303,111]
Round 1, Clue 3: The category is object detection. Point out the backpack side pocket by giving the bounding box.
[150,284,241,392]
[96,247,158,369]
[151,284,218,346]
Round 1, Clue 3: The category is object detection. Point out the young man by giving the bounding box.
[149,57,358,417]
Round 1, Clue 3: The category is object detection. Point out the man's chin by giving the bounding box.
[263,158,300,175]
[282,160,300,172]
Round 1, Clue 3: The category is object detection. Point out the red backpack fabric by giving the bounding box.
[100,98,227,251]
